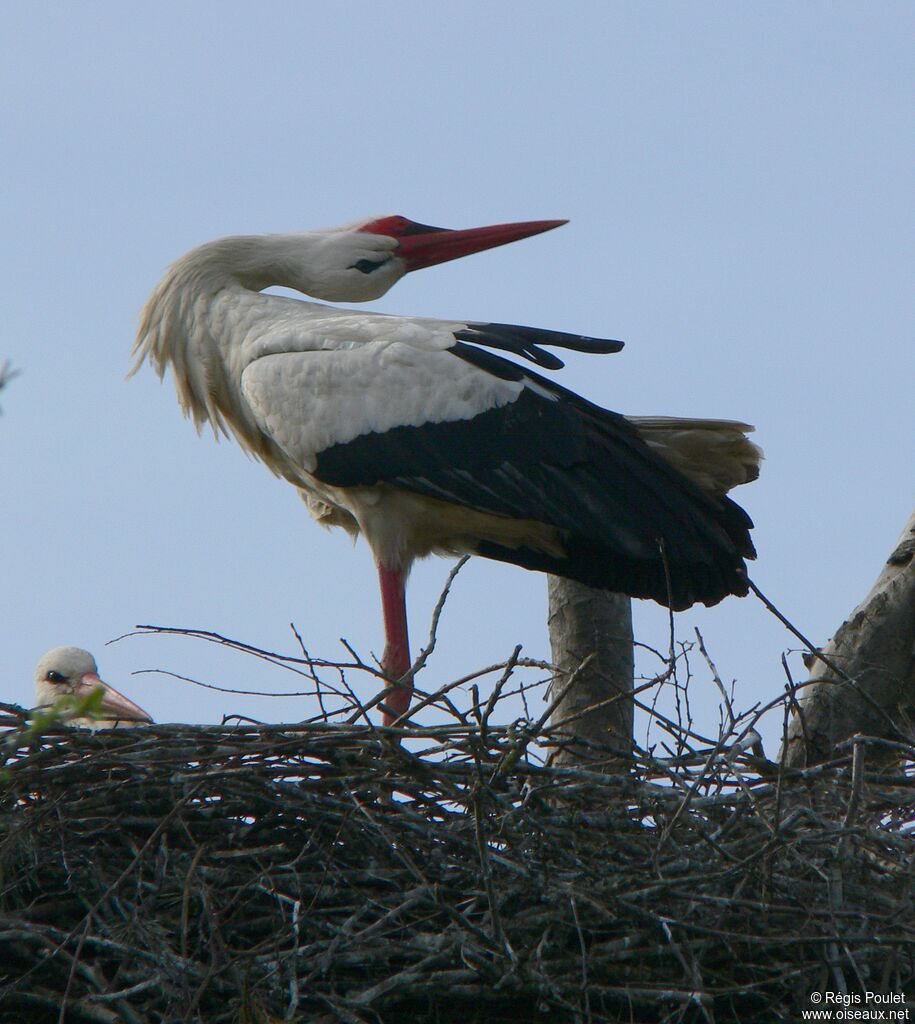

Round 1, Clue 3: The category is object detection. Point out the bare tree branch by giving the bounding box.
[781,508,915,767]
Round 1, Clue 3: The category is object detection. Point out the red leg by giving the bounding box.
[377,562,411,725]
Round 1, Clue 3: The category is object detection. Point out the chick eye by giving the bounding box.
[350,257,389,274]
[46,671,66,684]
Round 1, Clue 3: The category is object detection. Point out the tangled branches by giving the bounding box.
[1,674,913,1023]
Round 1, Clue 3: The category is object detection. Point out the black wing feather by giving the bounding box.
[454,321,623,370]
[313,344,755,610]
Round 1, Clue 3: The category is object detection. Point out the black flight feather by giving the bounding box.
[454,321,623,370]
[312,344,755,611]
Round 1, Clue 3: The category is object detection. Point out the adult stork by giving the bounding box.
[133,215,760,724]
[34,647,152,728]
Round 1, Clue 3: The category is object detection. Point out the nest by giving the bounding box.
[1,675,913,1024]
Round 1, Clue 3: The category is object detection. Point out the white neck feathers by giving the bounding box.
[131,234,323,457]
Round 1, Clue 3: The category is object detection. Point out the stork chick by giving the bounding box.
[34,646,152,729]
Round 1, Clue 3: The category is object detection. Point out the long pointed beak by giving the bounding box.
[398,219,568,271]
[74,672,152,723]
[361,216,567,272]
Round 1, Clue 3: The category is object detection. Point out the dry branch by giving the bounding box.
[0,360,19,414]
[782,509,915,767]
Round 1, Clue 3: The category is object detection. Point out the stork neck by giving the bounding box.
[131,233,328,472]
[187,232,326,294]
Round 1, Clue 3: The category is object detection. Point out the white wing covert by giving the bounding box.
[240,333,524,475]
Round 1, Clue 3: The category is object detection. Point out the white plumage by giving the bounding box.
[242,331,520,470]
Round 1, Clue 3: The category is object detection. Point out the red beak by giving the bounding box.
[358,215,567,272]
[74,672,152,723]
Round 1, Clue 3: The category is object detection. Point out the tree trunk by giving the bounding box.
[781,509,915,767]
[547,577,634,766]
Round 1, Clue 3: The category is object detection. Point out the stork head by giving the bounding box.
[33,646,152,726]
[301,215,568,302]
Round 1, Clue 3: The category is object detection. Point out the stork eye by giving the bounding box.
[351,258,388,274]
[46,670,66,683]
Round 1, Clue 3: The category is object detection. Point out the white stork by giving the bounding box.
[34,646,152,729]
[132,215,760,724]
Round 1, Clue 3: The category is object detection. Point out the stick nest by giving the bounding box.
[1,705,913,1023]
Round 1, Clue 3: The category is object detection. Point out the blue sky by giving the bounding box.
[2,3,911,752]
